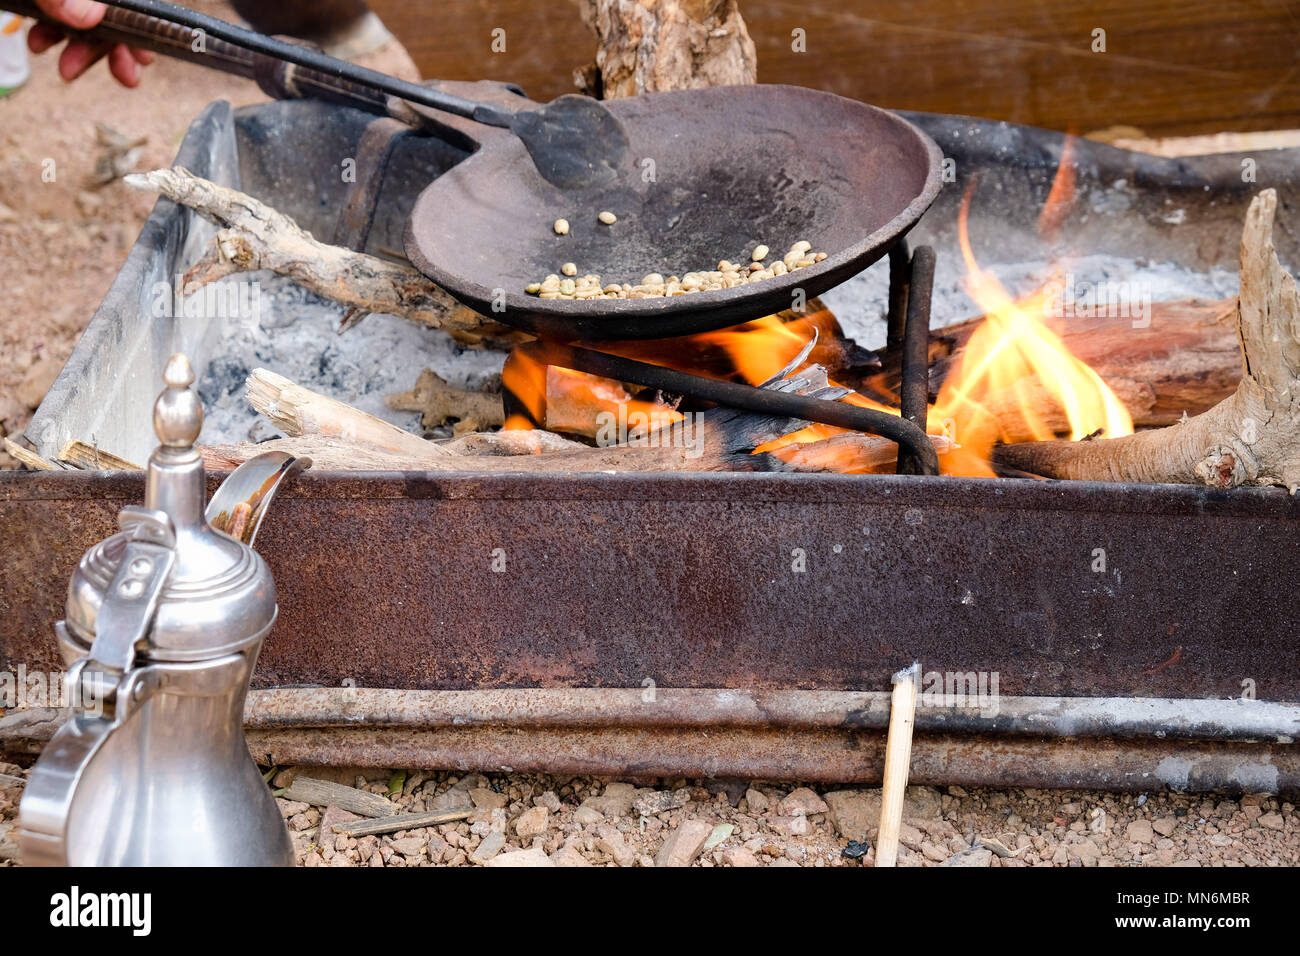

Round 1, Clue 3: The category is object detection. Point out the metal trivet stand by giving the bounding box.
[506,238,939,475]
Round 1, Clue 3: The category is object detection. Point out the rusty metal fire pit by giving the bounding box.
[3,98,1299,792]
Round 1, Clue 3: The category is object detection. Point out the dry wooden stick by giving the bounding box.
[57,440,141,471]
[281,776,398,817]
[773,432,954,473]
[206,366,950,474]
[247,367,453,460]
[874,662,920,868]
[996,190,1300,492]
[331,807,474,837]
[123,167,523,349]
[2,437,60,471]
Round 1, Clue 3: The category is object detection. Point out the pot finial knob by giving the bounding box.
[153,353,203,449]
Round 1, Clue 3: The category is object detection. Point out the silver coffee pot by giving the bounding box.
[18,354,306,866]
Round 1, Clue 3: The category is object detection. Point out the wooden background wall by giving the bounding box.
[370,0,1300,136]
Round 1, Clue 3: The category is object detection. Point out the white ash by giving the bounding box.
[192,255,1242,446]
[194,272,505,446]
[821,253,1241,350]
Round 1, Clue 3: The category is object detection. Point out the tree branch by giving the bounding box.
[124,167,525,350]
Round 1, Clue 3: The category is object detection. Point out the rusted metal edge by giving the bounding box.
[3,689,1296,792]
[6,468,1300,520]
[244,727,1298,793]
[233,688,1299,742]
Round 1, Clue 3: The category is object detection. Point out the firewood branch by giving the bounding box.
[208,369,950,474]
[124,167,524,350]
[995,189,1300,493]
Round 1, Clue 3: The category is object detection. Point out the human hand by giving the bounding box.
[27,0,154,87]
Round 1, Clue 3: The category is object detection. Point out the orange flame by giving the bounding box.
[502,349,683,437]
[929,183,1133,475]
[502,149,1133,476]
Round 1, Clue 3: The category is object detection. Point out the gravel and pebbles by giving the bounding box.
[1,760,1297,867]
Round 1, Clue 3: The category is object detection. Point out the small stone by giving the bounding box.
[635,789,690,816]
[390,836,426,858]
[1152,817,1178,837]
[515,806,549,840]
[470,831,505,864]
[702,823,734,851]
[598,210,617,224]
[824,790,880,842]
[278,800,310,819]
[1070,838,1102,862]
[561,262,578,276]
[428,786,473,813]
[573,805,605,826]
[898,822,924,850]
[536,791,561,813]
[597,826,636,866]
[904,786,943,821]
[922,842,949,862]
[552,845,591,867]
[0,824,17,862]
[778,787,828,816]
[484,847,554,867]
[949,847,994,867]
[744,789,770,813]
[1126,820,1155,844]
[1258,812,1285,830]
[470,787,508,810]
[655,819,714,867]
[721,846,760,867]
[553,218,570,235]
[318,805,360,841]
[288,810,319,831]
[584,782,637,817]
[771,815,809,837]
[837,842,868,863]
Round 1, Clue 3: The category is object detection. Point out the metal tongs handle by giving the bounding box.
[2,0,518,127]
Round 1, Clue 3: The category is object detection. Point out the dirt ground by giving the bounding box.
[1,6,1296,869]
[2,762,1297,867]
[0,0,418,466]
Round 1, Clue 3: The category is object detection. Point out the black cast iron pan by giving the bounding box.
[403,84,943,341]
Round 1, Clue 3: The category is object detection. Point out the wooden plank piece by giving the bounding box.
[282,776,399,817]
[874,662,920,868]
[331,808,474,837]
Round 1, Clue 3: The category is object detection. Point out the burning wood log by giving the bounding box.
[124,168,524,350]
[906,297,1241,434]
[995,190,1300,492]
[213,369,948,474]
[575,0,756,99]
